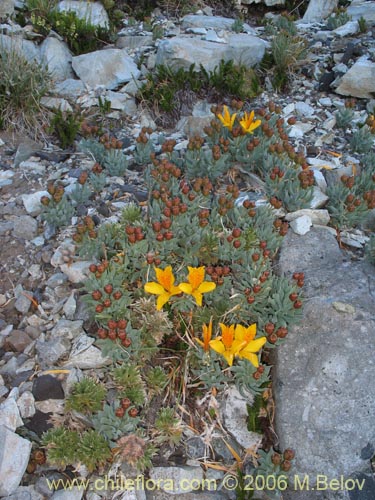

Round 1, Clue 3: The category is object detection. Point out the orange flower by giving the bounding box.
[144,266,181,310]
[209,323,244,366]
[196,319,213,352]
[178,266,216,306]
[234,324,266,367]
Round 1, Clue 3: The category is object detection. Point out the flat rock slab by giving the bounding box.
[275,228,375,494]
[335,60,375,99]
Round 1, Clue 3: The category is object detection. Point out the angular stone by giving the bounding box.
[0,396,23,431]
[35,337,71,367]
[309,186,329,209]
[290,215,312,235]
[336,59,375,99]
[5,330,33,352]
[51,319,83,340]
[0,425,32,496]
[12,215,38,240]
[57,1,109,27]
[0,0,15,18]
[182,14,255,32]
[276,228,375,487]
[54,78,87,97]
[40,97,73,112]
[60,261,92,283]
[72,49,141,90]
[0,34,40,64]
[40,37,73,82]
[17,391,36,419]
[64,344,111,369]
[22,191,50,216]
[32,375,64,401]
[221,386,262,450]
[2,485,44,500]
[14,287,32,314]
[116,35,153,50]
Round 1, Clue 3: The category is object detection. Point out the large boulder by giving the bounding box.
[155,35,266,72]
[347,0,375,23]
[57,1,109,28]
[40,37,73,82]
[275,228,375,495]
[72,48,140,90]
[0,34,40,64]
[335,59,375,99]
[302,0,339,23]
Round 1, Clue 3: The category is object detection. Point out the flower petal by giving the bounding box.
[178,282,193,295]
[240,337,267,353]
[187,266,205,290]
[144,282,165,295]
[155,266,175,292]
[197,281,216,293]
[156,292,171,310]
[191,290,203,306]
[209,338,225,355]
[222,350,234,366]
[238,351,259,367]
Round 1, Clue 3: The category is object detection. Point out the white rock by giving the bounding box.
[0,34,40,64]
[54,78,87,97]
[60,261,92,283]
[35,399,65,414]
[0,170,15,187]
[309,186,329,209]
[17,391,35,419]
[52,319,83,340]
[22,191,50,216]
[336,59,375,99]
[312,169,328,192]
[0,425,32,496]
[0,394,23,431]
[290,215,313,235]
[57,1,109,28]
[333,20,359,37]
[63,292,77,320]
[295,102,315,117]
[286,209,330,226]
[64,344,111,369]
[348,0,375,22]
[288,122,315,138]
[221,386,262,449]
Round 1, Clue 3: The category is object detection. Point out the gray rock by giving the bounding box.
[40,96,73,112]
[0,34,40,64]
[348,0,375,23]
[116,35,153,50]
[241,0,284,6]
[17,391,35,419]
[2,485,44,500]
[54,78,86,97]
[60,261,92,283]
[0,171,14,187]
[14,286,32,314]
[36,337,71,367]
[290,215,313,235]
[276,228,375,487]
[22,191,50,216]
[72,49,141,90]
[40,37,73,82]
[220,386,262,450]
[285,209,330,226]
[0,0,15,18]
[51,319,83,340]
[149,466,204,494]
[64,344,111,369]
[156,35,265,72]
[0,395,23,431]
[105,90,137,113]
[12,215,38,240]
[302,0,338,23]
[57,1,109,28]
[335,59,375,99]
[63,292,77,319]
[0,425,32,496]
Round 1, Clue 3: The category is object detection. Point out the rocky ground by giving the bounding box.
[1,0,375,499]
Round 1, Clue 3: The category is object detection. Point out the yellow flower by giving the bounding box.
[196,319,213,352]
[178,266,216,306]
[209,323,266,367]
[239,110,261,134]
[234,324,266,367]
[209,323,245,366]
[144,266,181,310]
[217,105,237,131]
